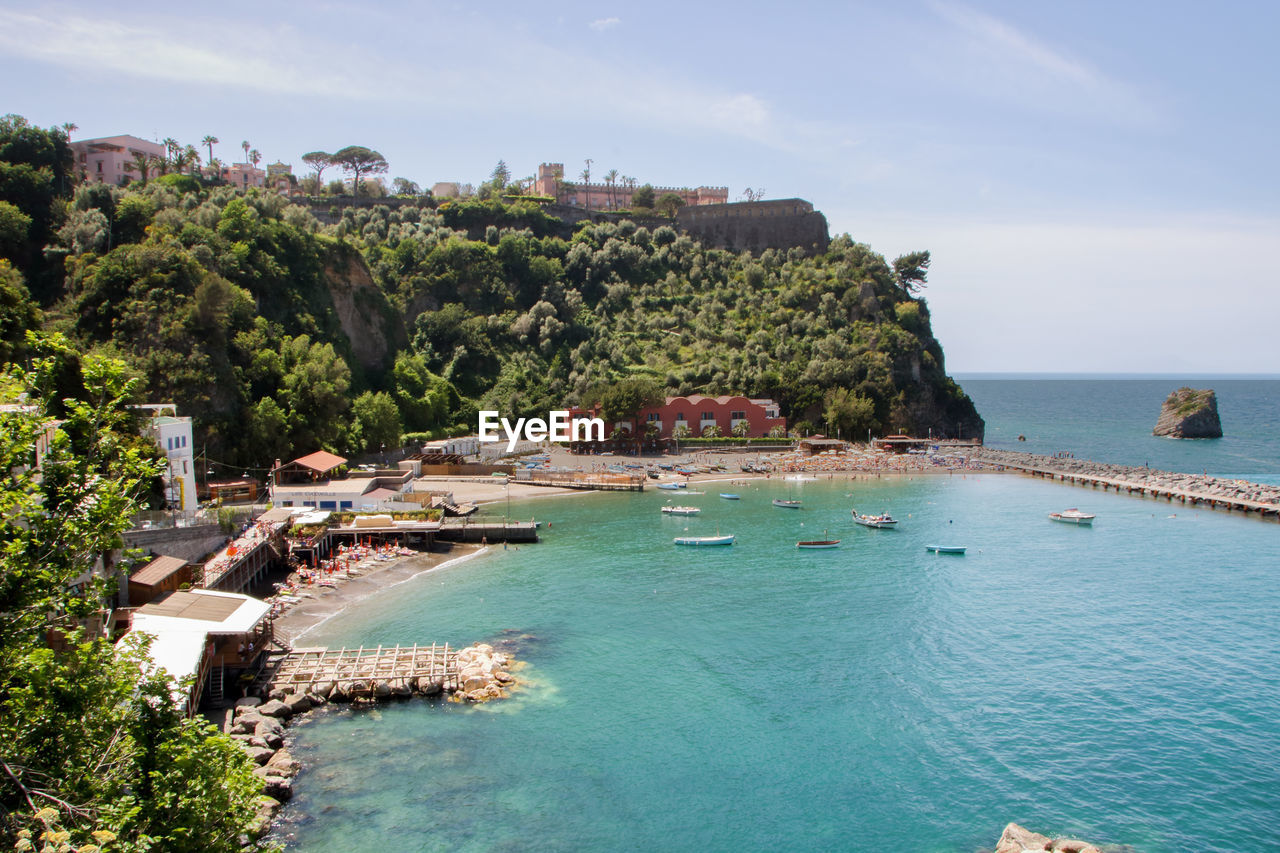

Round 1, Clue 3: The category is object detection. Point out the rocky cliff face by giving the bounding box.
[1154,387,1222,438]
[322,250,406,374]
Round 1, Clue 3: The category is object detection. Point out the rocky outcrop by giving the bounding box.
[994,823,1102,853]
[1154,387,1222,438]
[322,248,406,373]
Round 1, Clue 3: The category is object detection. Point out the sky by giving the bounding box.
[2,0,1277,373]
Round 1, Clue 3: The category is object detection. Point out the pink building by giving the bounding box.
[70,135,165,186]
[535,163,728,211]
[222,162,266,190]
[573,395,785,440]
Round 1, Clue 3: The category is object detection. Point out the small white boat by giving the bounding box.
[1049,508,1095,525]
[674,534,735,546]
[797,531,840,549]
[773,499,803,509]
[661,505,701,516]
[657,482,686,491]
[719,493,740,500]
[926,545,966,554]
[851,510,897,528]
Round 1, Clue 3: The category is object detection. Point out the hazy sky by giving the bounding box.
[2,0,1276,373]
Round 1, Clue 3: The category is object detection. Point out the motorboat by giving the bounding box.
[772,499,803,509]
[661,505,700,516]
[674,534,735,546]
[1049,508,1095,525]
[657,482,686,491]
[925,545,966,554]
[719,493,740,500]
[851,510,897,528]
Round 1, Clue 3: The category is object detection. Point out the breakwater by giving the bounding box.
[974,448,1280,520]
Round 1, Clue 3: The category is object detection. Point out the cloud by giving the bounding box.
[0,9,366,98]
[589,17,621,31]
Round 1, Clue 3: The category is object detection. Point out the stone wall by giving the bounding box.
[677,198,829,255]
[124,522,228,566]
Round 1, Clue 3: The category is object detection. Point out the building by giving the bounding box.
[678,198,830,255]
[534,163,728,211]
[431,182,462,199]
[267,161,295,194]
[70,135,165,186]
[269,450,417,511]
[222,162,266,190]
[127,555,193,607]
[575,395,785,440]
[137,404,197,511]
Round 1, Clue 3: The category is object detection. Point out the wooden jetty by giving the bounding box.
[523,471,644,491]
[988,457,1280,521]
[255,643,459,697]
[201,520,289,592]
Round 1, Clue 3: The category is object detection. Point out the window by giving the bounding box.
[319,501,337,510]
[731,411,745,420]
[647,413,660,422]
[701,411,715,420]
[166,437,173,450]
[303,500,316,507]
[281,501,293,507]
[339,501,353,509]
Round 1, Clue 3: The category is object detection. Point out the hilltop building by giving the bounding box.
[134,404,197,511]
[534,163,728,210]
[222,161,266,190]
[678,198,829,255]
[70,135,165,186]
[269,450,419,511]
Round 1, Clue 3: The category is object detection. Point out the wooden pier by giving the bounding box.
[522,471,645,491]
[254,643,459,697]
[988,457,1280,521]
[201,521,288,592]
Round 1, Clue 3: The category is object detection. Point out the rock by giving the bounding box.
[462,675,488,693]
[283,693,313,714]
[373,680,392,698]
[256,699,293,719]
[389,678,413,697]
[234,696,263,709]
[260,774,293,802]
[259,730,284,750]
[493,670,514,684]
[1154,387,1223,438]
[254,717,285,739]
[996,823,1052,853]
[269,687,289,702]
[1049,841,1101,853]
[306,691,328,707]
[311,680,334,697]
[244,746,276,766]
[266,750,301,775]
[250,796,280,837]
[419,679,444,697]
[329,682,352,703]
[229,716,258,736]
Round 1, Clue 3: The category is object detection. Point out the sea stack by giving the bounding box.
[1154,387,1222,438]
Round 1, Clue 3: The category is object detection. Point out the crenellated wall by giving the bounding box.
[677,198,829,255]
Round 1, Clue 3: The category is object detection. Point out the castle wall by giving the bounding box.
[677,199,829,255]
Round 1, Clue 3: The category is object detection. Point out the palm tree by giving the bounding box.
[622,175,636,207]
[580,159,592,212]
[61,122,77,139]
[604,169,618,209]
[250,149,261,168]
[241,140,250,164]
[182,144,201,174]
[202,135,218,170]
[126,150,155,186]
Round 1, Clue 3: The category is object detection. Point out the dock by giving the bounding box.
[201,518,289,592]
[977,450,1280,521]
[520,471,645,491]
[437,520,539,542]
[254,643,460,697]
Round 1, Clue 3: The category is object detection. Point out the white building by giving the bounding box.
[138,404,197,510]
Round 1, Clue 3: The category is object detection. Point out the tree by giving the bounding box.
[201,134,218,167]
[0,201,31,260]
[742,187,765,202]
[655,191,685,217]
[580,159,592,211]
[332,145,389,197]
[732,419,750,438]
[599,377,663,434]
[490,160,510,190]
[301,151,332,193]
[701,424,722,438]
[392,177,421,196]
[125,150,156,186]
[249,148,261,168]
[823,387,878,438]
[240,139,249,164]
[892,250,931,294]
[631,183,655,209]
[0,339,262,847]
[604,168,618,209]
[350,390,403,453]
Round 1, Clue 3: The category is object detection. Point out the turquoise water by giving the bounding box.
[958,377,1280,483]
[274,474,1280,852]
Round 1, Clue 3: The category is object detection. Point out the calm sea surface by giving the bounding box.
[275,380,1280,852]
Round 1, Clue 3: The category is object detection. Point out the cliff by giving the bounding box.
[1153,387,1222,438]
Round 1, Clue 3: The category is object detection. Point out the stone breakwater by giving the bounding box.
[226,643,519,836]
[974,448,1280,516]
[992,822,1104,853]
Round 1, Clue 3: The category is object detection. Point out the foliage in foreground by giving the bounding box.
[0,337,262,850]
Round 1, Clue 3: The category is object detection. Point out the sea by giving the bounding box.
[271,378,1280,852]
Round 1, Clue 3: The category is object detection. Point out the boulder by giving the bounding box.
[234,696,263,709]
[419,679,444,697]
[244,746,276,766]
[1049,841,1100,853]
[311,680,334,698]
[389,678,414,697]
[283,693,313,714]
[373,680,392,698]
[256,699,293,719]
[493,670,514,684]
[306,691,328,707]
[250,796,280,837]
[462,675,488,693]
[329,682,352,703]
[266,750,301,776]
[254,717,285,739]
[996,823,1051,853]
[1154,387,1223,438]
[259,773,293,802]
[259,730,284,750]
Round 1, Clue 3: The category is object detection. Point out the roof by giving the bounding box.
[362,487,401,502]
[289,450,348,473]
[258,507,295,523]
[272,479,378,496]
[130,555,187,587]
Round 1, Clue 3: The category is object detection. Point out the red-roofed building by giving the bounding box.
[574,395,785,440]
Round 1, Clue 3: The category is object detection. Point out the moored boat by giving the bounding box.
[674,534,735,546]
[661,505,700,516]
[719,493,740,500]
[657,482,686,490]
[772,499,802,509]
[1049,508,1095,525]
[797,540,841,549]
[851,510,897,528]
[925,544,966,554]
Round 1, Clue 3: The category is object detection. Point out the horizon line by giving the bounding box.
[953,372,1280,380]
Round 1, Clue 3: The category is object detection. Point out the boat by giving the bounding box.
[773,499,802,509]
[925,545,966,554]
[661,505,700,516]
[657,482,686,491]
[851,510,897,528]
[797,531,840,549]
[784,474,817,482]
[1049,508,1095,525]
[674,534,735,546]
[719,493,740,500]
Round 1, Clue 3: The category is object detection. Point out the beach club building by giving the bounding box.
[269,450,419,511]
[572,395,786,441]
